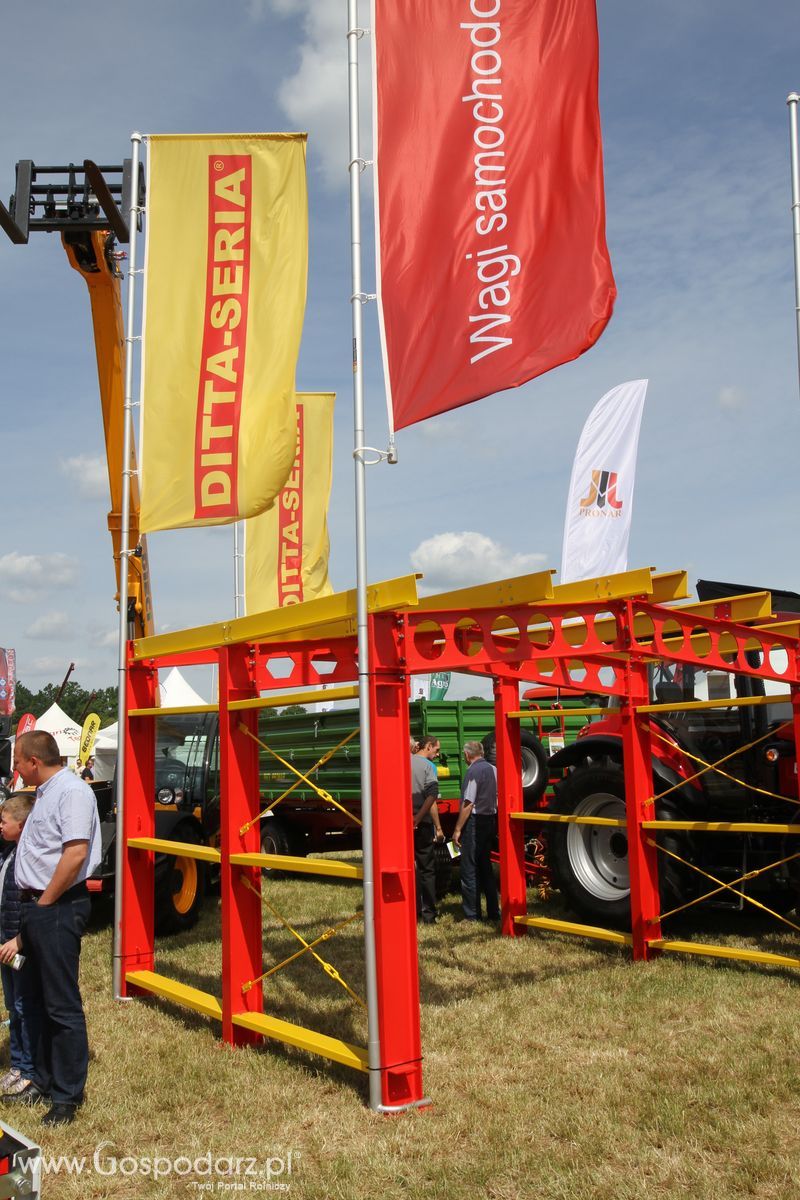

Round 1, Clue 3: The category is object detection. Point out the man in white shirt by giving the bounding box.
[4,730,101,1127]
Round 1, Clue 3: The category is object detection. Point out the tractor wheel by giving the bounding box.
[154,824,206,935]
[483,728,548,804]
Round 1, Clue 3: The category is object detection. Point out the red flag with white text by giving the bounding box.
[373,0,616,431]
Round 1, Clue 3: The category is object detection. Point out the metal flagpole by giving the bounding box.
[233,521,244,618]
[788,93,800,402]
[112,130,143,999]
[347,0,382,1111]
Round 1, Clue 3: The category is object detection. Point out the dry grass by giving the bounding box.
[6,877,800,1199]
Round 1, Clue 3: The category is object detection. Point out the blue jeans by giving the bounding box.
[1,958,40,1078]
[19,892,91,1105]
[460,815,499,921]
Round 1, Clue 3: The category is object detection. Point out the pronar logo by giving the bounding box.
[579,469,623,517]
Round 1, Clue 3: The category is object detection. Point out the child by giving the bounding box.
[0,792,40,1096]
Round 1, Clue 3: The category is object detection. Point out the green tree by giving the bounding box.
[281,704,308,716]
[14,680,118,725]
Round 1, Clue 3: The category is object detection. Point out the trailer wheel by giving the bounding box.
[482,728,548,804]
[260,816,294,863]
[154,824,206,935]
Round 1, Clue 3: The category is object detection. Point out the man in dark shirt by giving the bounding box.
[453,740,499,922]
[410,736,444,924]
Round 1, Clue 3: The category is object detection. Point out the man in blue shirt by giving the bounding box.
[4,730,101,1127]
[453,740,500,922]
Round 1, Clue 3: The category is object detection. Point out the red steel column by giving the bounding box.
[620,644,662,960]
[119,653,156,994]
[368,614,424,1107]
[493,677,526,937]
[219,643,263,1047]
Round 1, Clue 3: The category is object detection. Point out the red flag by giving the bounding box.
[373,0,616,431]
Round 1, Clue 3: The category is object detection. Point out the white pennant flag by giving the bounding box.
[560,380,648,584]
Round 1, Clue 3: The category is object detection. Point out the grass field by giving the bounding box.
[5,873,800,1199]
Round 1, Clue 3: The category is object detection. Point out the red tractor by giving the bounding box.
[544,581,800,926]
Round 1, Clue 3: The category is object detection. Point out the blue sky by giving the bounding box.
[1,1,798,697]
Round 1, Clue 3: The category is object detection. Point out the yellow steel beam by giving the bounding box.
[232,1011,368,1072]
[652,939,800,969]
[129,704,218,718]
[128,837,222,863]
[637,693,792,714]
[126,969,222,1019]
[417,569,555,611]
[229,685,359,712]
[510,813,627,827]
[514,915,633,946]
[509,706,616,719]
[642,820,800,834]
[551,566,656,605]
[230,852,363,880]
[132,574,421,660]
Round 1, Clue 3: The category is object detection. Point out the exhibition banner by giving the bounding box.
[373,0,615,430]
[244,393,335,613]
[140,133,308,531]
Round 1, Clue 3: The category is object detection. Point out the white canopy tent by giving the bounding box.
[31,702,82,764]
[93,669,209,782]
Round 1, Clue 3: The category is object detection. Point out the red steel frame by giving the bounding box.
[118,589,800,1105]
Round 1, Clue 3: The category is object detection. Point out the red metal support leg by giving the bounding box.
[620,655,662,959]
[368,616,425,1108]
[119,654,156,994]
[219,644,263,1047]
[493,677,526,937]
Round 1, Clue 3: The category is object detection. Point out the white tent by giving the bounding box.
[93,669,208,781]
[34,702,82,762]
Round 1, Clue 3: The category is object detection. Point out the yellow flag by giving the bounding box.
[139,133,308,532]
[244,392,335,612]
[76,714,101,769]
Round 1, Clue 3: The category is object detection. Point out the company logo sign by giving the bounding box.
[579,469,623,517]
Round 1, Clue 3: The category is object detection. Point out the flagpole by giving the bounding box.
[112,130,143,1000]
[233,521,244,618]
[347,0,382,1112]
[788,93,800,402]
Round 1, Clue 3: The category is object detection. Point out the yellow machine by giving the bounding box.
[1,159,153,638]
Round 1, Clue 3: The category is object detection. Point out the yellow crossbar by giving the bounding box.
[417,570,555,610]
[130,704,219,717]
[508,706,615,719]
[127,837,221,863]
[551,567,657,604]
[651,939,800,969]
[515,915,633,946]
[229,685,359,712]
[232,1011,368,1072]
[133,573,420,660]
[230,853,363,880]
[126,970,222,1019]
[637,693,792,714]
[510,812,627,827]
[642,820,800,834]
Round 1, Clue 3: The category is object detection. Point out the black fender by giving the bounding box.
[548,739,704,815]
[154,809,205,844]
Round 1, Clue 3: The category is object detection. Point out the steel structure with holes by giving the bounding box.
[118,566,800,1108]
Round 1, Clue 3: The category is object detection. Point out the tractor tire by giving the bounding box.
[547,764,690,928]
[154,824,206,936]
[483,728,548,804]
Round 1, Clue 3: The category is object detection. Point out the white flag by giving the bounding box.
[560,380,648,584]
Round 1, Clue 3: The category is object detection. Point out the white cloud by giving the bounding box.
[93,630,119,649]
[26,612,71,640]
[0,552,78,603]
[263,0,370,189]
[30,656,88,676]
[717,386,748,412]
[60,454,108,499]
[410,532,547,595]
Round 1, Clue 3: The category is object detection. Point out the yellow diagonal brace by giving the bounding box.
[649,727,796,807]
[648,837,800,932]
[239,875,365,1008]
[238,724,361,835]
